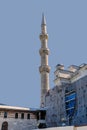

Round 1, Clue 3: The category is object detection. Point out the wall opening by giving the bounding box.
[1,121,8,130]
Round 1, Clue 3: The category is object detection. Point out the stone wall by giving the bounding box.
[0,111,36,119]
[0,110,38,130]
[45,76,87,127]
[0,118,38,130]
[45,85,66,127]
[73,76,87,125]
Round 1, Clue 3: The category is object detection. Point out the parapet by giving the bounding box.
[68,65,79,72]
[56,64,64,70]
[54,63,87,86]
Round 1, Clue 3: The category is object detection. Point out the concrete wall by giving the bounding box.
[76,126,87,130]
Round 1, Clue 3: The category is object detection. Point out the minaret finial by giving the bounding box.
[41,13,47,34]
[41,13,46,25]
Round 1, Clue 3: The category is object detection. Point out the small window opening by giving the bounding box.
[21,113,24,119]
[15,113,18,119]
[27,113,30,119]
[4,112,7,118]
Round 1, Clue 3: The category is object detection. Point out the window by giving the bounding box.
[67,109,74,116]
[21,113,24,119]
[15,113,18,119]
[40,111,46,120]
[4,112,7,118]
[65,90,76,117]
[66,100,75,109]
[1,122,8,130]
[27,113,30,119]
[65,93,76,101]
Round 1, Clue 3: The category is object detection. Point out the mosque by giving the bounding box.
[39,15,87,127]
[0,15,87,130]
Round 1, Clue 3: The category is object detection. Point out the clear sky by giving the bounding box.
[0,0,87,108]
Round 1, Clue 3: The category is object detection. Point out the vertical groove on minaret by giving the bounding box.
[39,14,50,107]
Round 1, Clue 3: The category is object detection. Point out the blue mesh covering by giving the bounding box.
[66,100,75,109]
[65,93,76,101]
[65,92,76,117]
[67,109,74,116]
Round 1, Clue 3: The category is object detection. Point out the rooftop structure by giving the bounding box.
[54,63,87,85]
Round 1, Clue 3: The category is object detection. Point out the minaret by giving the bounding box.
[39,14,50,107]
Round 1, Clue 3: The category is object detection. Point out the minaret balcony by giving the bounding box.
[39,48,50,55]
[39,65,50,73]
[39,34,48,40]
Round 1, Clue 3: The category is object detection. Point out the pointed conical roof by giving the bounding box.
[41,13,46,25]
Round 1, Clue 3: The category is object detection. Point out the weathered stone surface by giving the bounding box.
[0,118,38,130]
[45,76,87,127]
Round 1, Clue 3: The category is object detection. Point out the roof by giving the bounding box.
[0,104,30,111]
[0,105,47,112]
[30,107,48,111]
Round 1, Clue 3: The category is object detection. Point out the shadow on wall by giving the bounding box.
[38,123,47,129]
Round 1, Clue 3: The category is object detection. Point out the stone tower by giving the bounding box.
[39,14,50,107]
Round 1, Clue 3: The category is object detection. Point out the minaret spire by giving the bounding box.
[41,13,47,35]
[39,14,50,107]
[41,13,46,25]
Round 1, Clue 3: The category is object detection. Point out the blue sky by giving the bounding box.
[0,0,87,108]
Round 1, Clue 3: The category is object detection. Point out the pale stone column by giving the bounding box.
[39,14,50,107]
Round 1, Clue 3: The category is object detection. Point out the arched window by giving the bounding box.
[38,123,47,129]
[4,112,7,118]
[27,113,30,119]
[21,113,24,119]
[1,121,8,130]
[15,113,18,119]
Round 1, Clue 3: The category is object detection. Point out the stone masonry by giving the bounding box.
[44,64,87,127]
[0,106,39,130]
[39,14,50,107]
[0,118,37,130]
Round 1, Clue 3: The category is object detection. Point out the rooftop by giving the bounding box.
[0,104,30,111]
[54,63,87,85]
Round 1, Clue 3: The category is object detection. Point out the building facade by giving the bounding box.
[1,15,87,129]
[45,64,87,127]
[39,16,87,127]
[0,105,46,130]
[0,105,37,130]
